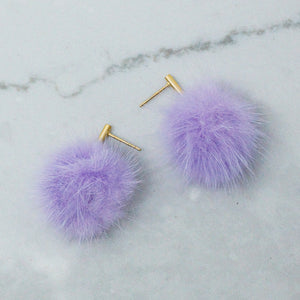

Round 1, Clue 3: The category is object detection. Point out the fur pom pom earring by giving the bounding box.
[140,75,264,189]
[40,124,141,240]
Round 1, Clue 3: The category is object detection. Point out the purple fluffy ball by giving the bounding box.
[40,141,140,240]
[163,83,264,188]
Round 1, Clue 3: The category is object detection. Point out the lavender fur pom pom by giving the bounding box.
[40,141,140,240]
[163,83,264,188]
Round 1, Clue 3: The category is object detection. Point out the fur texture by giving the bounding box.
[40,141,140,240]
[163,83,264,188]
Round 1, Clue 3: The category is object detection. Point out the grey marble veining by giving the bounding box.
[0,15,299,99]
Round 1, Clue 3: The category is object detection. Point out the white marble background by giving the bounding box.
[0,1,299,299]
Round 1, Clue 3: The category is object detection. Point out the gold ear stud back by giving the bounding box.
[139,74,183,107]
[98,124,141,151]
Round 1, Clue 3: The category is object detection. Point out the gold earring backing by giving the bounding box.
[139,74,183,107]
[98,124,141,151]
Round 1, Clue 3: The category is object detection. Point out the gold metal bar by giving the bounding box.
[108,133,141,151]
[139,82,170,107]
[98,124,112,141]
[165,74,183,94]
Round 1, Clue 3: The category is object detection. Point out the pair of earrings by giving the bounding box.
[40,75,264,240]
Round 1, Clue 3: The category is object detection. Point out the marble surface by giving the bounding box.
[1,1,300,299]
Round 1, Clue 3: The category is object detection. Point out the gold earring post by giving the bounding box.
[139,74,183,107]
[98,124,141,151]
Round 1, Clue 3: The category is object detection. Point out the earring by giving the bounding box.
[40,124,141,240]
[140,75,264,189]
